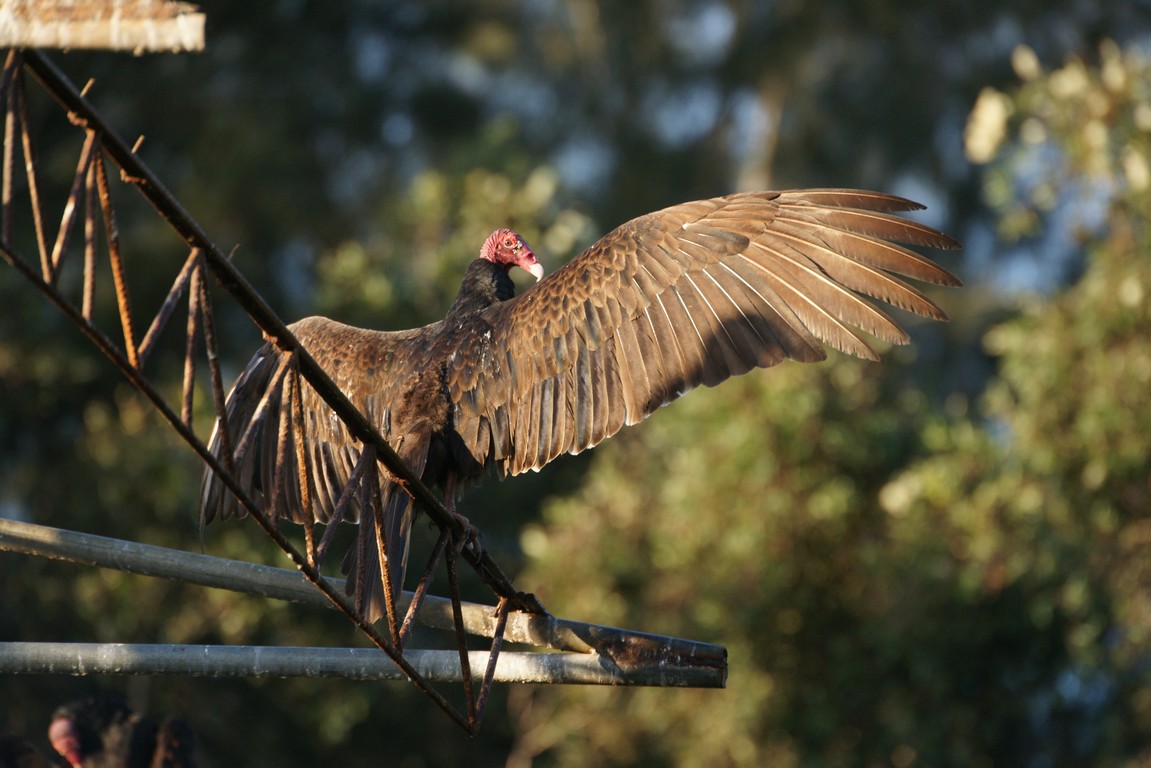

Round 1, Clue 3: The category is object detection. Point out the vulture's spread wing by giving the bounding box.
[199,319,434,526]
[448,189,960,476]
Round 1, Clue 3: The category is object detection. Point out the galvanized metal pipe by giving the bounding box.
[0,642,720,687]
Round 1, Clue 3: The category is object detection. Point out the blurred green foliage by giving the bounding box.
[516,38,1151,767]
[2,3,1150,766]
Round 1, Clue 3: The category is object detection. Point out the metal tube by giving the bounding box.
[0,642,719,687]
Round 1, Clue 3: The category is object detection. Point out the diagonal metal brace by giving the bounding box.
[19,48,541,615]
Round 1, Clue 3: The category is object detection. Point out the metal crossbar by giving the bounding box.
[0,643,721,686]
[0,48,728,731]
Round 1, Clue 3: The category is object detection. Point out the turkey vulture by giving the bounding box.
[200,189,960,622]
[48,696,195,768]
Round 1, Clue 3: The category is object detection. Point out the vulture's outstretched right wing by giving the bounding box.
[447,189,961,476]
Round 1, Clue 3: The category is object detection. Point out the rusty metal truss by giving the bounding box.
[0,48,726,733]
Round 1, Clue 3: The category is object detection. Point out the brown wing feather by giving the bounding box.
[447,189,960,476]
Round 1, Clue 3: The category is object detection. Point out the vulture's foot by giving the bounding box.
[448,509,484,559]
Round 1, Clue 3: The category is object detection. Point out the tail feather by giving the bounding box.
[340,437,428,624]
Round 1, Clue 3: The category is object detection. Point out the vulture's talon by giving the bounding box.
[449,511,483,556]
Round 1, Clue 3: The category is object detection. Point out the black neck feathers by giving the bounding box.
[446,259,516,318]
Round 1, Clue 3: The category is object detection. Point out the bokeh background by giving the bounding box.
[3,2,1151,765]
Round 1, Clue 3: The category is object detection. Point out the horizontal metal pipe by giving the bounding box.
[0,642,723,687]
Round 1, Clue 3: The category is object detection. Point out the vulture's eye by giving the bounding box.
[504,237,515,247]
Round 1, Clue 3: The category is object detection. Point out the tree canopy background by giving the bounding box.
[2,2,1150,766]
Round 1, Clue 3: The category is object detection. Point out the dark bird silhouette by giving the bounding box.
[200,189,961,621]
[48,696,195,768]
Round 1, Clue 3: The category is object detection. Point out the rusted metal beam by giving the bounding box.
[19,48,542,616]
[0,50,548,732]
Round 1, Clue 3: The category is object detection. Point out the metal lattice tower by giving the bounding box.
[0,44,725,733]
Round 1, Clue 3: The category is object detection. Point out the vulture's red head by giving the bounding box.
[481,229,544,281]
